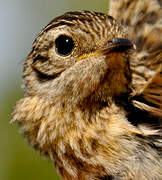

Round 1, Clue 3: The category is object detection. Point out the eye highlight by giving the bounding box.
[55,35,74,56]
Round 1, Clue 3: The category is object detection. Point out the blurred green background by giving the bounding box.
[0,0,108,179]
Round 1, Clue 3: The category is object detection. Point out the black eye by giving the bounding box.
[55,35,74,56]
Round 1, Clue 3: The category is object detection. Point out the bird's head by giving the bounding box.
[24,11,135,107]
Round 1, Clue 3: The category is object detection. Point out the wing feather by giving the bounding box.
[109,0,162,119]
[132,65,162,118]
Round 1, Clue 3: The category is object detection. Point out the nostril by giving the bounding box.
[112,38,132,44]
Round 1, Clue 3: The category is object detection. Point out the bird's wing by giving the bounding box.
[109,0,162,119]
[132,66,162,118]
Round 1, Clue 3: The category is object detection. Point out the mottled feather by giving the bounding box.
[11,1,162,180]
[110,0,162,118]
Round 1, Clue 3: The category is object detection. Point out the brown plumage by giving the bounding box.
[12,0,162,179]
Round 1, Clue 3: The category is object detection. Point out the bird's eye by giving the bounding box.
[55,35,74,56]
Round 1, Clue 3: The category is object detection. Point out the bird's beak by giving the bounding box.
[101,38,136,54]
[76,38,136,62]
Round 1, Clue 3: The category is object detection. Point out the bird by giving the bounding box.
[12,0,162,179]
